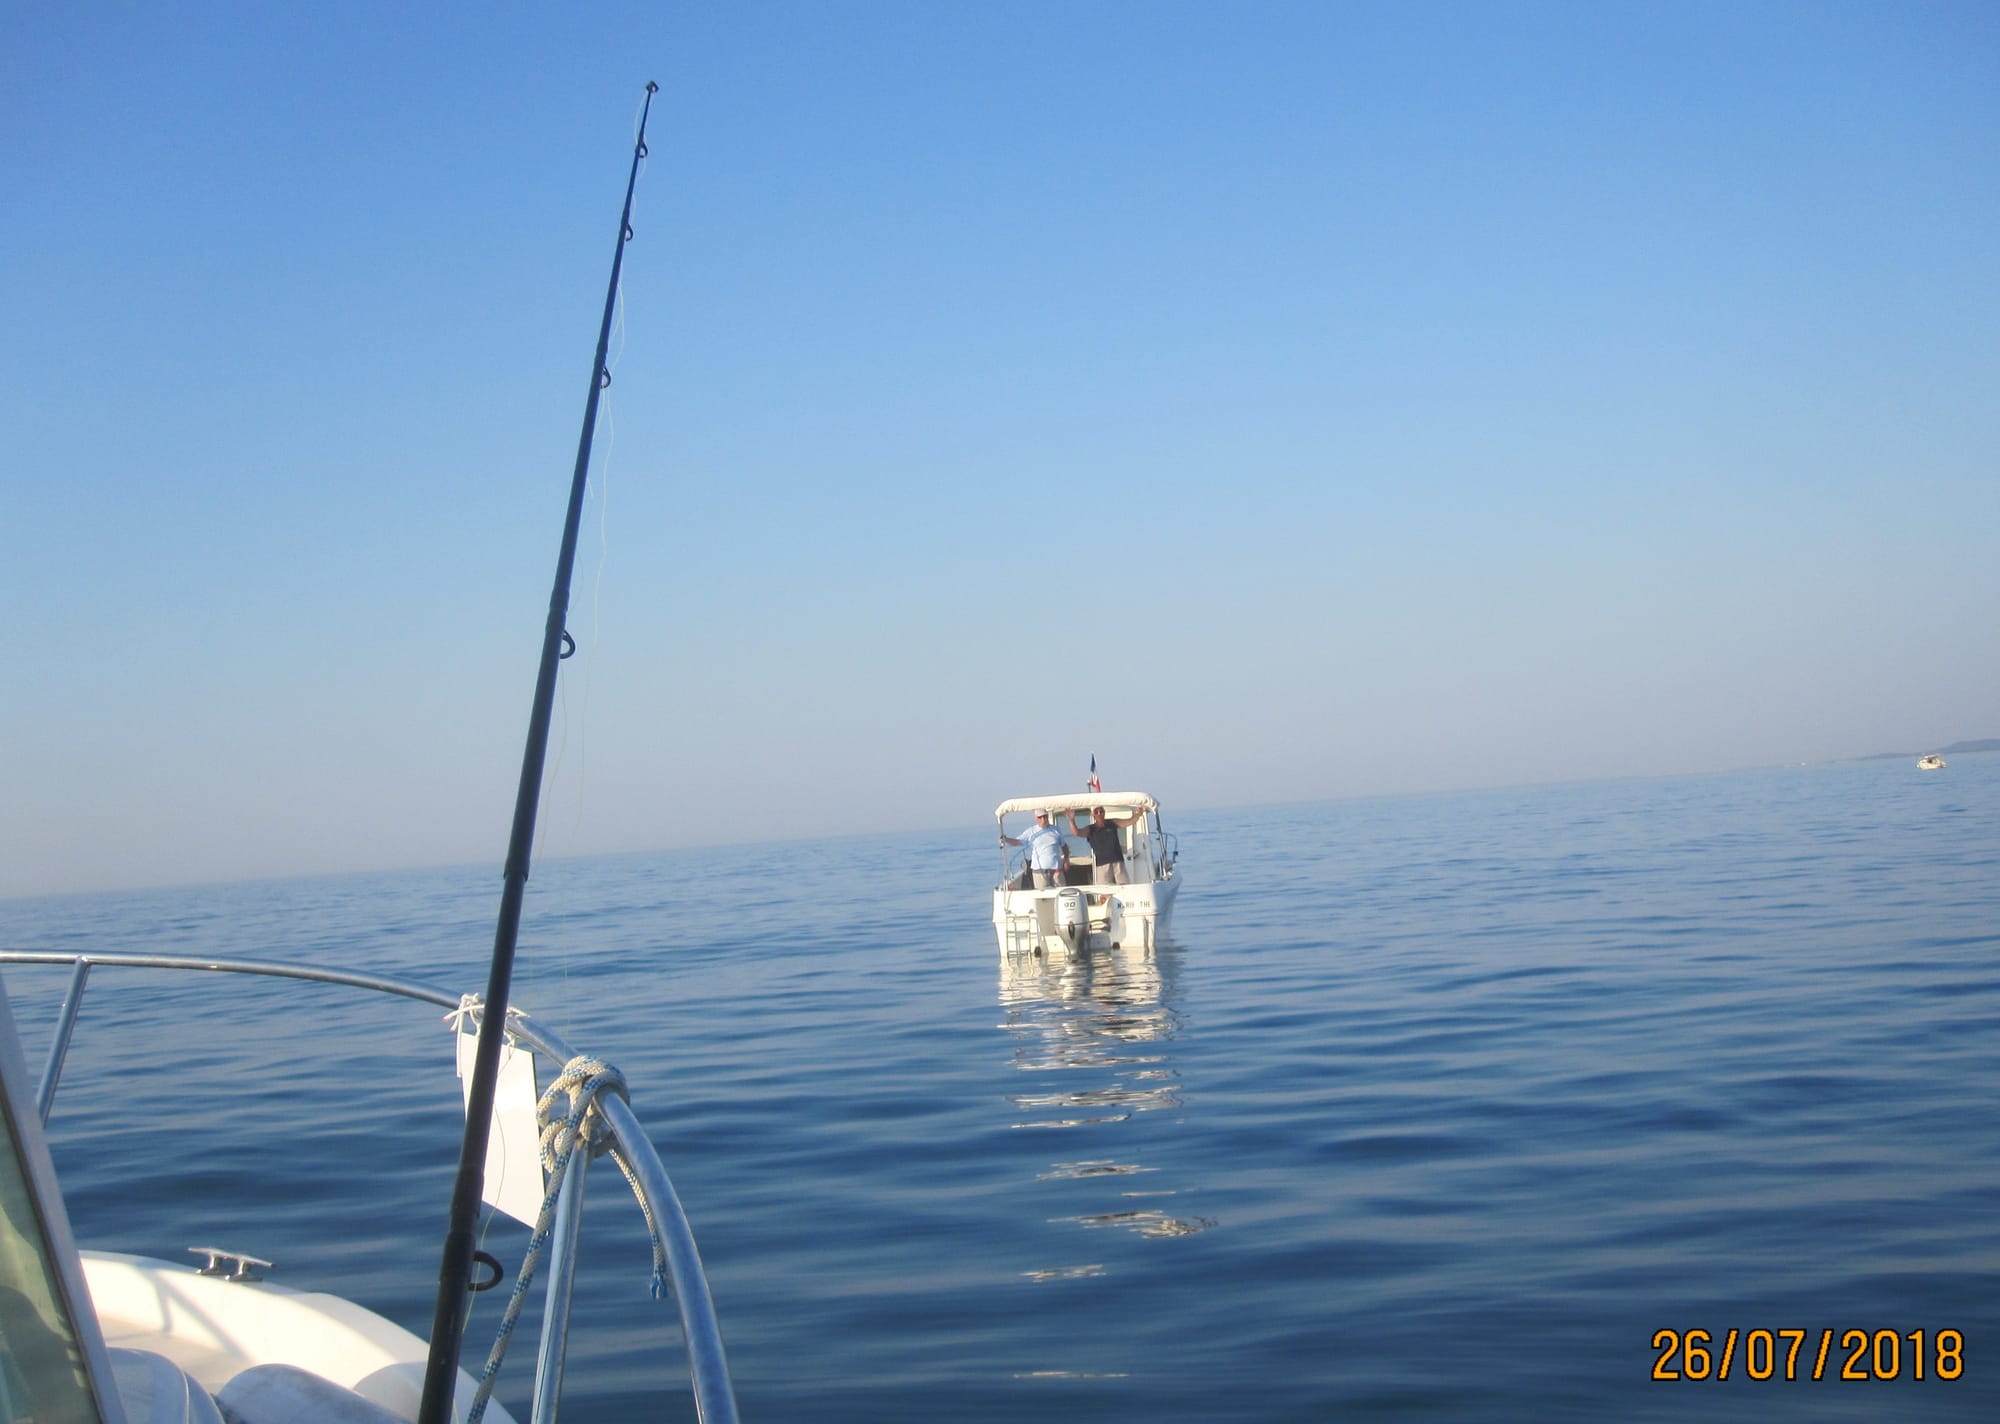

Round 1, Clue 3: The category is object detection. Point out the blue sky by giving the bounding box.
[4,2,1996,897]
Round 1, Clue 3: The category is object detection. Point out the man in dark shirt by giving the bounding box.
[1067,804,1142,885]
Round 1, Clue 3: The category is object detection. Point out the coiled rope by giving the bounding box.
[459,1040,673,1424]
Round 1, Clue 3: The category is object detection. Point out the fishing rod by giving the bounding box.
[416,80,659,1424]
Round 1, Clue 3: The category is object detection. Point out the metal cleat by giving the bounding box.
[188,1246,273,1282]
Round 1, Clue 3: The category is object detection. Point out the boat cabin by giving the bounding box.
[994,793,1172,887]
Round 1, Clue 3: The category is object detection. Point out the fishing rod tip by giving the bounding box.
[646,80,659,94]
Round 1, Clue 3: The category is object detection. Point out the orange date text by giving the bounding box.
[1650,1328,1964,1383]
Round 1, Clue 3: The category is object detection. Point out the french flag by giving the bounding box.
[1087,755,1101,793]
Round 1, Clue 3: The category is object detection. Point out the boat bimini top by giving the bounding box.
[994,792,1159,819]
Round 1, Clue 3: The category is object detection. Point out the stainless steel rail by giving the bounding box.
[0,949,740,1424]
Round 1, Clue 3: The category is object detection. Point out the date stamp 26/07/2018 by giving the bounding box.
[1651,1328,1963,1383]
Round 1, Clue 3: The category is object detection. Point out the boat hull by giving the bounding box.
[992,874,1179,954]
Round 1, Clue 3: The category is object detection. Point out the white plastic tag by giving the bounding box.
[455,1027,544,1227]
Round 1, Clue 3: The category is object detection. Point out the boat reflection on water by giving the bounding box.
[997,942,1214,1251]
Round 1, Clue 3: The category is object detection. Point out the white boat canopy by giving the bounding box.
[994,791,1159,818]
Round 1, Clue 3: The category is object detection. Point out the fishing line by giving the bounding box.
[556,216,634,860]
[549,115,646,864]
[561,97,651,852]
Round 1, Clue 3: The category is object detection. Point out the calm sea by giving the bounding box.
[3,756,1996,1422]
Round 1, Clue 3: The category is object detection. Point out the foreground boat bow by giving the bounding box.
[0,950,737,1424]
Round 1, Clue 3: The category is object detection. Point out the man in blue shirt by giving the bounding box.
[1001,809,1067,888]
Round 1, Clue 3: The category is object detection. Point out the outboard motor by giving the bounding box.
[1054,887,1089,952]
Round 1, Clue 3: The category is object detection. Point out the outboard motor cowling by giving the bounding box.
[1054,887,1089,952]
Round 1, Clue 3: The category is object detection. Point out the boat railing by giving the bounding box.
[0,949,739,1424]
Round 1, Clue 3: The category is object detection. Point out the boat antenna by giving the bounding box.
[416,80,660,1424]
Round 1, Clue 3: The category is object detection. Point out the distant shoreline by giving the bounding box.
[1853,737,2000,762]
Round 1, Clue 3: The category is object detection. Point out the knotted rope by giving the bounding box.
[460,1044,672,1424]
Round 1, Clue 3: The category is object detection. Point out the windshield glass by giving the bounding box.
[0,1000,103,1424]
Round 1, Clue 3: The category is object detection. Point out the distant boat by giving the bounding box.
[993,792,1180,953]
[1918,754,1946,770]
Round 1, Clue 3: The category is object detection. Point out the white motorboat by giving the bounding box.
[992,792,1180,954]
[1917,754,1946,770]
